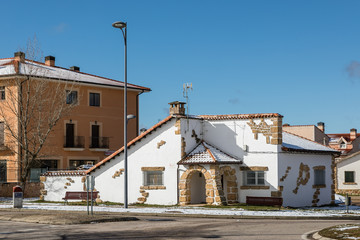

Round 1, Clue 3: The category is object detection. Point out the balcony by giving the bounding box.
[89,136,109,149]
[63,136,85,149]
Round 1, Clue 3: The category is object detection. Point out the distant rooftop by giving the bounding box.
[0,54,150,92]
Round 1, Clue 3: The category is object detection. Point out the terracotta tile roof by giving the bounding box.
[199,113,283,120]
[328,133,360,143]
[86,115,174,174]
[283,125,315,128]
[178,141,242,165]
[42,170,87,176]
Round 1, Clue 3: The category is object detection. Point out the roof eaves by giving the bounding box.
[199,113,283,120]
[281,146,340,155]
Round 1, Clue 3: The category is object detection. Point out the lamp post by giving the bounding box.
[112,21,131,208]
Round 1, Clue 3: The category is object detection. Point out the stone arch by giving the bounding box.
[219,166,238,204]
[179,165,218,206]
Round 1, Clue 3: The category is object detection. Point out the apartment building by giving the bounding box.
[0,52,150,183]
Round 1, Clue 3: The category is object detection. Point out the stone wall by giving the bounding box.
[0,182,41,197]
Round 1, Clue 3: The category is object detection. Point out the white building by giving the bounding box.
[41,102,339,207]
[336,151,360,195]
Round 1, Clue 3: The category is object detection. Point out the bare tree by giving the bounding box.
[0,38,78,190]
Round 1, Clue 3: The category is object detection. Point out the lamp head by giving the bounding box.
[112,21,127,29]
[127,114,136,120]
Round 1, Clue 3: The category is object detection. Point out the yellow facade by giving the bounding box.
[0,53,149,182]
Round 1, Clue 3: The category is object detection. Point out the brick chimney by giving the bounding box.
[270,116,283,145]
[70,66,80,72]
[14,52,25,63]
[45,56,55,66]
[169,101,186,116]
[317,122,325,132]
[350,128,357,141]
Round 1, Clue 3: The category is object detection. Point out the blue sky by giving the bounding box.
[1,1,360,133]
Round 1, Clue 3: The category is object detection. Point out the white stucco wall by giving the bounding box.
[92,118,182,205]
[203,119,278,159]
[43,175,84,201]
[337,154,360,190]
[278,153,333,207]
[239,152,279,203]
[201,118,280,203]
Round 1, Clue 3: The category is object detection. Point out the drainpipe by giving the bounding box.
[136,90,145,135]
[177,165,180,205]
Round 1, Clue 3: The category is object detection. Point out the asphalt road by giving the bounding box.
[0,217,357,240]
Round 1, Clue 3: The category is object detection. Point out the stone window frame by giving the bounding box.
[141,167,165,189]
[240,166,269,188]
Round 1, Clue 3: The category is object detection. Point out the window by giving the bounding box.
[91,124,100,148]
[69,160,95,170]
[314,169,325,185]
[0,122,4,146]
[66,90,78,104]
[244,171,265,186]
[340,142,347,149]
[143,171,163,186]
[29,160,58,182]
[0,86,5,100]
[0,160,6,182]
[345,171,355,183]
[89,92,100,107]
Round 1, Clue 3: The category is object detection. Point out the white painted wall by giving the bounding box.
[92,118,181,205]
[278,153,332,207]
[337,154,360,190]
[239,152,279,203]
[203,119,278,159]
[43,175,84,201]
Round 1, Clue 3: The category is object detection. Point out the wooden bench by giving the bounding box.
[62,191,99,205]
[246,196,283,207]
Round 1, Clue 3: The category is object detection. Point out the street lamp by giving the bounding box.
[112,21,131,208]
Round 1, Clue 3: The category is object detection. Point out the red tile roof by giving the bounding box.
[42,170,87,176]
[199,113,283,120]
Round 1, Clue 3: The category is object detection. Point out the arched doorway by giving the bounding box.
[190,171,206,204]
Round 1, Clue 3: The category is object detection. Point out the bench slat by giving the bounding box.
[63,191,99,201]
[246,196,283,206]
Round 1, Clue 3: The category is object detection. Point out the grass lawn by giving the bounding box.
[319,224,360,239]
[29,200,283,211]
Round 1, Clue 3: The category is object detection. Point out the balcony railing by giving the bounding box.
[89,136,109,149]
[63,136,85,148]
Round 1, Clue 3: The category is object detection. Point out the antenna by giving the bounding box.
[183,83,193,116]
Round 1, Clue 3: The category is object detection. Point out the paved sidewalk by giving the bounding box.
[0,208,139,225]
